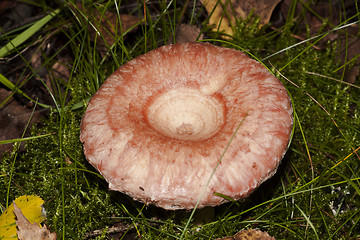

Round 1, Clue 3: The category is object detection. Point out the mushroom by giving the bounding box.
[80,42,293,210]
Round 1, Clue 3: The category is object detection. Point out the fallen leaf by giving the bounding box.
[0,195,45,239]
[232,0,281,25]
[217,228,276,240]
[45,57,72,101]
[201,0,235,37]
[338,33,360,84]
[276,0,358,36]
[71,3,140,56]
[201,0,281,37]
[14,203,56,240]
[0,0,16,16]
[168,24,203,44]
[274,0,360,82]
[0,89,46,155]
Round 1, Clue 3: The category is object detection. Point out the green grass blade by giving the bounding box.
[296,204,319,239]
[0,133,53,145]
[0,9,60,58]
[0,73,51,109]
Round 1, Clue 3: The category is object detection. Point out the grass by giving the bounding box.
[1,0,360,239]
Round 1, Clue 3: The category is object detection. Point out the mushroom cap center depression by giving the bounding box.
[145,88,225,141]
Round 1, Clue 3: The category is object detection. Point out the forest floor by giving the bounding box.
[1,0,360,239]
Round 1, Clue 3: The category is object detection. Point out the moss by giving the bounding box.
[1,109,123,238]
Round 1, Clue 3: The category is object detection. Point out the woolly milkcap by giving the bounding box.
[80,42,293,210]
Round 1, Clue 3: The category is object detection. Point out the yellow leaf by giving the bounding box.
[0,195,45,240]
[201,0,235,37]
[201,0,282,38]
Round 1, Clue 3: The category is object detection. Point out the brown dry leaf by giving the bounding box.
[275,0,360,83]
[45,57,72,100]
[277,0,358,36]
[339,35,360,84]
[217,228,276,240]
[201,0,281,37]
[14,203,56,240]
[168,24,204,44]
[0,0,16,15]
[232,0,282,25]
[0,89,45,155]
[72,3,139,56]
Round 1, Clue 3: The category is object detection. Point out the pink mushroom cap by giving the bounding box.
[80,42,293,210]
